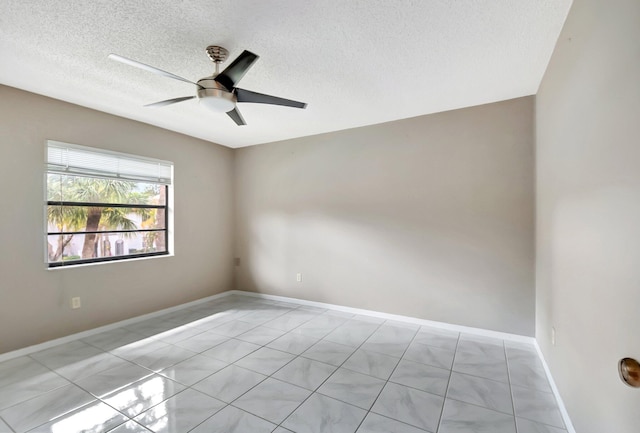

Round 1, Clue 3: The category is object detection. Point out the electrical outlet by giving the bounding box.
[296,273,302,282]
[551,327,556,346]
[71,297,81,309]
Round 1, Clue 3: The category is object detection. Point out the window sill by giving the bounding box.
[46,252,174,271]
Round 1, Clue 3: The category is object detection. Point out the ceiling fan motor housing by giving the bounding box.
[196,77,236,112]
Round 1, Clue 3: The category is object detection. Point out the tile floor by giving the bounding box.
[0,295,568,433]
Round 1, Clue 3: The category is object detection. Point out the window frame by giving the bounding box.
[45,141,173,268]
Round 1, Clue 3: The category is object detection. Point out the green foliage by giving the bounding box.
[47,175,162,260]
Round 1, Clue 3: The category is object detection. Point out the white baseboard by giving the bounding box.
[227,290,535,344]
[0,290,235,363]
[1,286,572,432]
[233,290,574,431]
[534,341,576,433]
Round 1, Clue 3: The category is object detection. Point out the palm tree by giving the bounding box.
[67,177,139,258]
[47,175,86,261]
[47,175,159,260]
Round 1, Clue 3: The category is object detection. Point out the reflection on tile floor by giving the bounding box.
[0,295,567,432]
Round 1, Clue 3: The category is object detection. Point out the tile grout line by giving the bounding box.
[187,302,338,430]
[504,340,520,433]
[88,301,307,432]
[1,298,546,433]
[270,316,388,431]
[434,332,462,433]
[108,300,313,432]
[351,323,423,432]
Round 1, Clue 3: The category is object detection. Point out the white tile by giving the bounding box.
[318,368,385,410]
[152,326,204,345]
[302,340,357,366]
[134,388,225,433]
[439,398,516,433]
[111,339,171,361]
[2,297,563,433]
[56,352,130,382]
[26,401,127,433]
[447,372,513,414]
[102,375,186,418]
[0,357,52,389]
[324,321,380,347]
[82,328,148,351]
[414,327,459,350]
[0,383,94,433]
[403,342,455,370]
[289,318,341,339]
[357,412,428,433]
[272,357,337,390]
[351,315,386,325]
[158,354,227,386]
[192,365,266,403]
[263,311,315,331]
[233,378,312,424]
[29,341,102,370]
[234,347,295,375]
[459,334,505,348]
[123,320,175,338]
[0,418,11,433]
[342,349,400,380]
[359,340,411,359]
[506,348,552,392]
[452,341,509,383]
[190,405,276,433]
[201,339,260,363]
[0,368,69,410]
[283,393,366,433]
[30,341,129,382]
[267,333,319,355]
[511,386,565,429]
[173,331,229,353]
[516,417,568,433]
[371,382,443,432]
[209,320,257,337]
[106,420,153,432]
[132,345,197,372]
[366,324,417,348]
[75,362,153,398]
[235,326,286,345]
[389,359,450,396]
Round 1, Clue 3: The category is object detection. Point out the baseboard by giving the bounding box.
[2,288,573,430]
[232,290,574,431]
[0,290,235,363]
[228,290,535,343]
[534,341,576,433]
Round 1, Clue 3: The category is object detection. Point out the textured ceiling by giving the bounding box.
[0,1,571,148]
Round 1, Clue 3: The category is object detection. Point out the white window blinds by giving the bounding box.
[47,141,172,185]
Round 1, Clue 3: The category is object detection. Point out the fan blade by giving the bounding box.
[108,54,201,87]
[214,50,259,90]
[235,88,307,109]
[226,107,247,126]
[144,96,196,108]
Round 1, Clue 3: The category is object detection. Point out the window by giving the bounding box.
[46,141,173,267]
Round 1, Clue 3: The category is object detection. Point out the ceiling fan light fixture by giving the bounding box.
[197,87,236,113]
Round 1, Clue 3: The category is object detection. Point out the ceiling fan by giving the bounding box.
[108,46,307,126]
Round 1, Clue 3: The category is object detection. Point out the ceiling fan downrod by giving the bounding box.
[206,45,229,75]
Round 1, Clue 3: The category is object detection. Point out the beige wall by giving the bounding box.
[536,0,640,432]
[234,97,535,335]
[0,85,234,354]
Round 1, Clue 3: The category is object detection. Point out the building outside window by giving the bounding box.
[46,141,172,267]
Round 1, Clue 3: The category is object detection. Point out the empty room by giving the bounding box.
[0,1,638,433]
